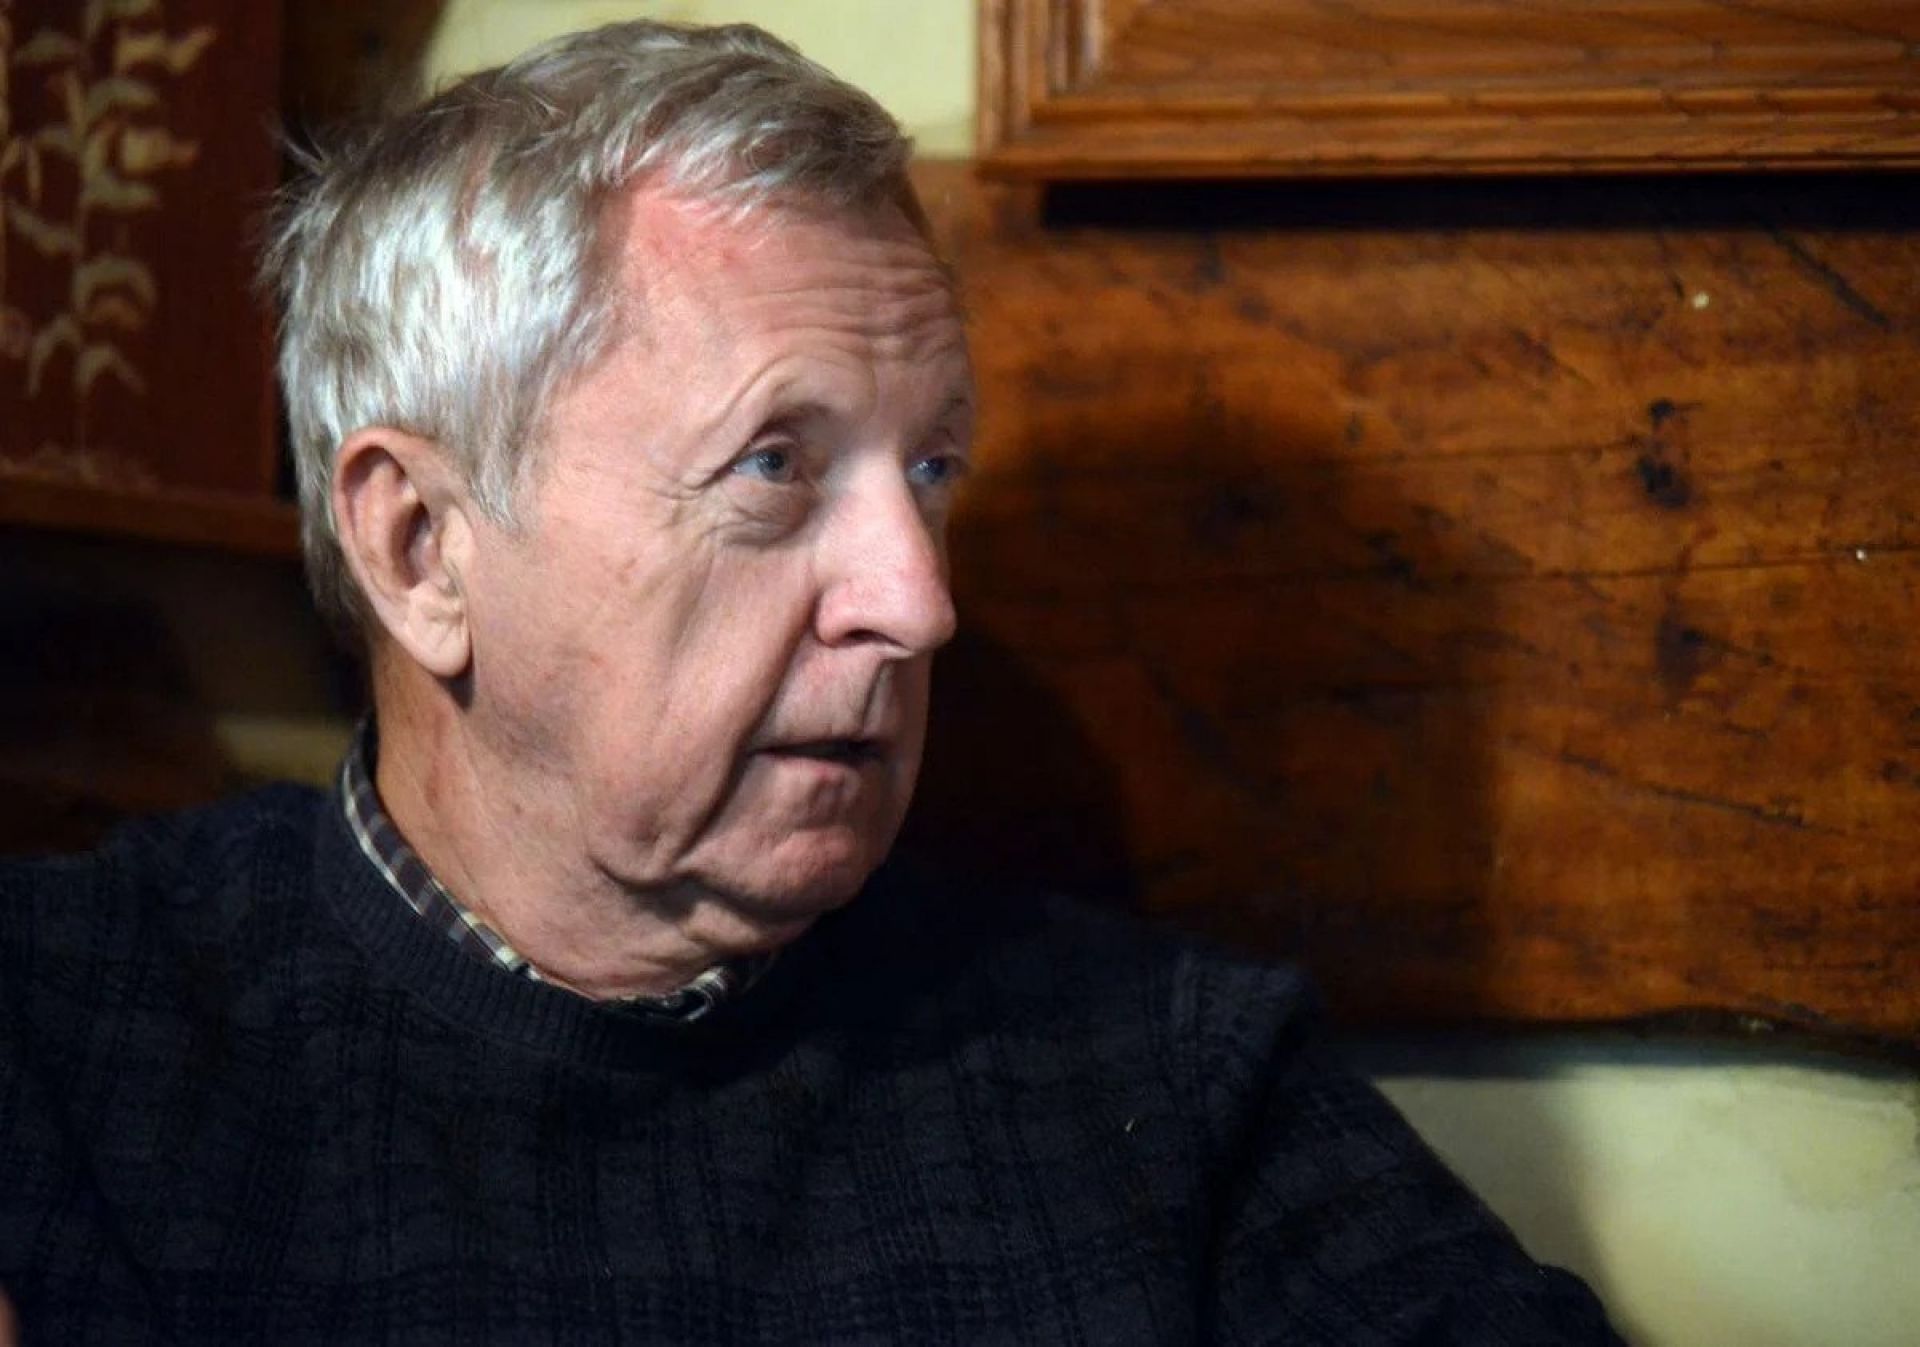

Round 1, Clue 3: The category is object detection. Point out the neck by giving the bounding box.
[368,657,795,1000]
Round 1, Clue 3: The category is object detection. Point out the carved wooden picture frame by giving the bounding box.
[980,0,1920,178]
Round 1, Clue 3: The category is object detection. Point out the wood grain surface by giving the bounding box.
[982,0,1920,177]
[903,161,1920,1048]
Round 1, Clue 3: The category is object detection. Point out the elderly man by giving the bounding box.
[0,20,1618,1344]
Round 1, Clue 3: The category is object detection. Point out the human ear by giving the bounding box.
[332,427,476,679]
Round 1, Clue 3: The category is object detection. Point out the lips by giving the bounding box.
[763,737,884,766]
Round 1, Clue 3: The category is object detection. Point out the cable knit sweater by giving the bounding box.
[0,786,1618,1344]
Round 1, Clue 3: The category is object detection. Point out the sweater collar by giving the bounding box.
[335,720,771,1028]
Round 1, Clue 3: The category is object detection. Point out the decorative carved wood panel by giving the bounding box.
[903,162,1920,1050]
[981,0,1920,177]
[1,0,292,551]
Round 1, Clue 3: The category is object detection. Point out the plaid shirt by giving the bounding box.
[339,724,766,1023]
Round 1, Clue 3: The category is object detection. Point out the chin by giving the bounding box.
[709,825,892,918]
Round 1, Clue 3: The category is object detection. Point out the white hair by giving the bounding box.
[260,20,922,636]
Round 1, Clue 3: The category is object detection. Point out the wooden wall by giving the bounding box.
[903,163,1920,1048]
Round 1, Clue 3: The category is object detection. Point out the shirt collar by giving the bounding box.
[338,721,769,1023]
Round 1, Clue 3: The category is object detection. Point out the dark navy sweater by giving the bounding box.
[0,786,1617,1343]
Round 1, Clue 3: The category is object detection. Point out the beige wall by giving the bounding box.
[405,6,1920,1343]
[1367,1041,1920,1347]
[424,0,975,155]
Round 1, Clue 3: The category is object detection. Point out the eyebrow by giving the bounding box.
[927,391,978,440]
[935,391,977,422]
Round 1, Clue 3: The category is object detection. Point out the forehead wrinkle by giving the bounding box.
[638,192,957,348]
[717,279,966,432]
[680,361,811,462]
[596,185,967,462]
[737,238,956,325]
[756,287,961,367]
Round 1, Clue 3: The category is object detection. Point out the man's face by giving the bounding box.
[458,190,971,939]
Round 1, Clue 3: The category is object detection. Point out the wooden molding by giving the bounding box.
[0,476,299,557]
[981,0,1920,178]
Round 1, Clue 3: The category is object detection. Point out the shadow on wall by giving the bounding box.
[0,555,225,853]
[1344,1030,1920,1347]
[0,530,358,855]
[907,162,1920,1044]
[901,265,1505,1025]
[283,0,449,130]
[903,626,1141,905]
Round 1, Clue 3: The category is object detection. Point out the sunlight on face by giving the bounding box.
[458,189,973,930]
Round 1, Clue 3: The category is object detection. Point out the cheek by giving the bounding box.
[574,560,819,821]
[463,553,601,762]
[647,559,816,732]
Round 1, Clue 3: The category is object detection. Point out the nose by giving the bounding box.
[815,475,958,657]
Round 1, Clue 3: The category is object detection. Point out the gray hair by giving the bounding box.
[260,20,922,636]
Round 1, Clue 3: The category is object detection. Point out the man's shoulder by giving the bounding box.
[0,783,332,955]
[840,850,1319,1063]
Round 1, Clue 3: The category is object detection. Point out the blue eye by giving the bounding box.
[734,446,797,484]
[908,452,968,489]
